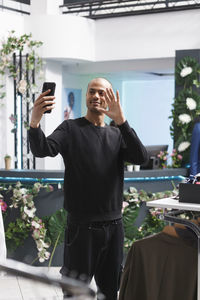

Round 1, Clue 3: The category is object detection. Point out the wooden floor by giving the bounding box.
[0,267,97,300]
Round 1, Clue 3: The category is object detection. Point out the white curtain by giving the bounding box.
[0,208,6,261]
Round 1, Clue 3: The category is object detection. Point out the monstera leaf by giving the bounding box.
[47,208,67,246]
[123,203,140,240]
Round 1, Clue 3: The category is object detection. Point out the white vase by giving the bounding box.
[4,157,11,170]
[134,165,140,172]
[127,165,134,172]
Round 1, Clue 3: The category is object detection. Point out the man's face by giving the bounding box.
[86,79,110,114]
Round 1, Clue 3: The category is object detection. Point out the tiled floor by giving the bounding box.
[0,267,97,300]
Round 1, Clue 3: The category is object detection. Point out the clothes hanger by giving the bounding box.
[162,211,200,238]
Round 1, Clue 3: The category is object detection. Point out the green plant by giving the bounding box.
[4,154,11,159]
[157,150,168,169]
[44,208,67,267]
[122,186,177,252]
[1,182,54,262]
[170,149,183,168]
[5,218,30,252]
[1,181,179,262]
[0,30,44,132]
[170,56,200,166]
[175,56,200,88]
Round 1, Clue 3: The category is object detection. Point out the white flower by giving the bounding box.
[178,114,191,124]
[186,97,197,110]
[38,249,50,263]
[31,220,40,229]
[39,257,45,263]
[36,239,50,251]
[16,182,22,188]
[180,66,193,77]
[44,251,50,259]
[24,206,36,218]
[178,141,190,152]
[32,229,40,240]
[18,80,27,94]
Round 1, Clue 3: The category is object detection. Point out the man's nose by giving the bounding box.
[93,92,99,99]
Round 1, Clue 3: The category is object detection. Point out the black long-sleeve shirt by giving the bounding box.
[29,117,147,222]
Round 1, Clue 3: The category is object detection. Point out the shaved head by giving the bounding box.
[87,77,112,92]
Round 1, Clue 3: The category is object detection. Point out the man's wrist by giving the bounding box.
[30,121,40,128]
[114,117,126,126]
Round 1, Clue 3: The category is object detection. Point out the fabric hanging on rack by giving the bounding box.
[119,228,197,300]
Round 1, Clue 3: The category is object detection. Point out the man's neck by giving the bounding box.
[85,111,105,127]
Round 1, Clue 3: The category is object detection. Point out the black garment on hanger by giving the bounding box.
[119,231,197,300]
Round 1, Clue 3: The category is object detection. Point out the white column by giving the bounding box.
[37,60,63,171]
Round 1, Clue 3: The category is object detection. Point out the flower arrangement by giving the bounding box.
[0,181,67,265]
[171,149,183,168]
[1,182,53,263]
[170,56,200,166]
[0,31,44,134]
[1,181,179,261]
[156,149,183,169]
[157,150,168,169]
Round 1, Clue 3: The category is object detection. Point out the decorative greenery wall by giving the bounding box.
[122,187,176,252]
[169,56,200,166]
[0,182,66,265]
[0,31,44,169]
[0,182,177,261]
[0,30,44,107]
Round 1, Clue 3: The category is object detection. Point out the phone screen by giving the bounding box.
[42,82,56,114]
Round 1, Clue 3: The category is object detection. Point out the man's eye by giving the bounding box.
[99,92,104,96]
[90,91,95,94]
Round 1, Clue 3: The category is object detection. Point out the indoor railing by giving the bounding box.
[60,0,200,19]
[0,0,30,15]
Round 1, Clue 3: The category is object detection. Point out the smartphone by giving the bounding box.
[42,82,56,114]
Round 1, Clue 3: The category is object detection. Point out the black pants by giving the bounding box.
[60,218,124,300]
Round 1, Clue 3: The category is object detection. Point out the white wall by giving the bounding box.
[1,8,200,63]
[0,77,15,169]
[0,11,25,168]
[123,79,174,155]
[41,60,63,170]
[0,11,24,40]
[95,10,200,61]
[24,14,95,61]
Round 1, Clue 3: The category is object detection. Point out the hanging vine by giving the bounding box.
[0,30,44,129]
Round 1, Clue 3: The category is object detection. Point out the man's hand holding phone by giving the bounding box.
[30,82,56,128]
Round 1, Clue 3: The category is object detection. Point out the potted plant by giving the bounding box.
[125,162,134,172]
[4,155,11,170]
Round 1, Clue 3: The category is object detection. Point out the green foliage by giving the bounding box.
[123,201,140,240]
[44,208,67,246]
[122,187,176,252]
[170,56,200,166]
[0,31,43,78]
[175,56,200,87]
[2,182,178,261]
[5,218,30,252]
[0,30,44,130]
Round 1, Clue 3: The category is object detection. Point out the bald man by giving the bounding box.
[29,77,147,300]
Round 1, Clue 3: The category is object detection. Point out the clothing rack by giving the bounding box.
[147,198,200,300]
